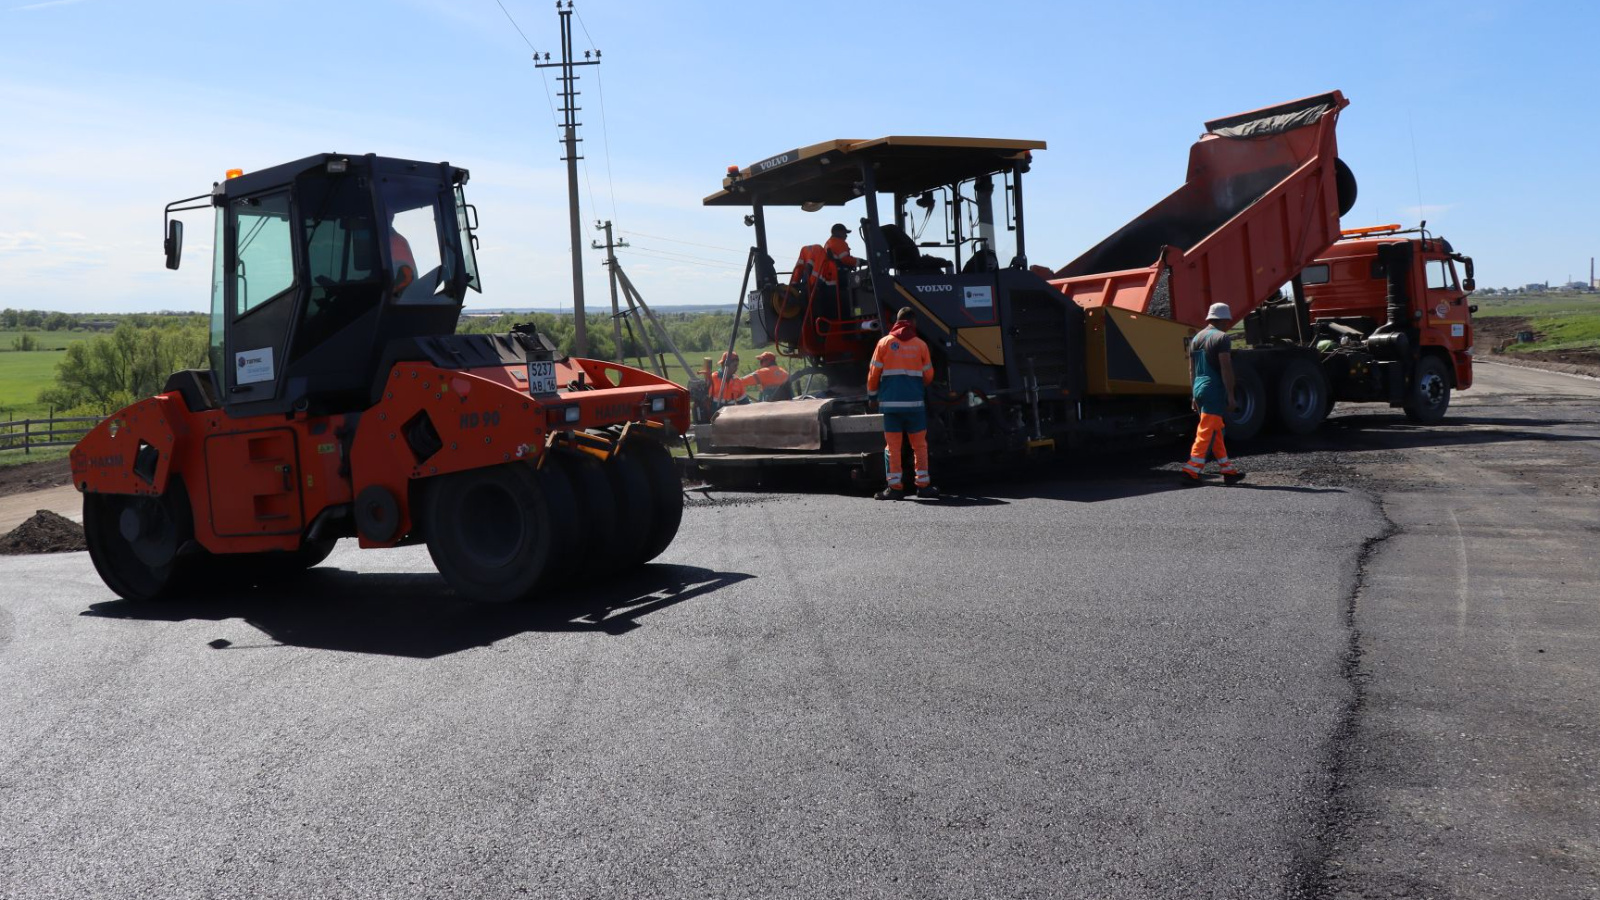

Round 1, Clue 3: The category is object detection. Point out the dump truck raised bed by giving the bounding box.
[73,154,689,602]
[685,91,1473,488]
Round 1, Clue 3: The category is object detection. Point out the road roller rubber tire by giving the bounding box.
[604,448,654,570]
[623,439,683,566]
[421,463,555,604]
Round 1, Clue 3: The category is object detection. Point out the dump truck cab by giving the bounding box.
[162,153,482,418]
[1302,226,1476,391]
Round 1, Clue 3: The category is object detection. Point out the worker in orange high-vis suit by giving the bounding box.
[390,228,417,298]
[1182,302,1246,486]
[814,223,860,320]
[709,350,751,406]
[867,307,938,500]
[746,351,789,400]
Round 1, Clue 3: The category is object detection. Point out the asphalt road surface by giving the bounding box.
[0,362,1594,899]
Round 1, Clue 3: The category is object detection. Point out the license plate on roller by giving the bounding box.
[526,360,557,395]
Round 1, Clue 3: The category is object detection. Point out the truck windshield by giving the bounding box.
[1426,258,1459,292]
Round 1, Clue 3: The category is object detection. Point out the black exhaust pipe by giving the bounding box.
[1368,241,1412,359]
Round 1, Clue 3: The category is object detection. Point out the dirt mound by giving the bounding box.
[0,509,87,555]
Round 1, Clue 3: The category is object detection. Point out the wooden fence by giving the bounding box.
[0,415,102,454]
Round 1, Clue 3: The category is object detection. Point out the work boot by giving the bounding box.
[1223,471,1247,486]
[1179,471,1202,487]
[916,485,940,500]
[875,487,907,501]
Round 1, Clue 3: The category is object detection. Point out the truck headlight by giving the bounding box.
[564,406,583,423]
[649,396,667,413]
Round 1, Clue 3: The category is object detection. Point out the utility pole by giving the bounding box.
[592,220,627,359]
[534,1,599,356]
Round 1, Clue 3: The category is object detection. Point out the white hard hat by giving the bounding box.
[1206,302,1233,321]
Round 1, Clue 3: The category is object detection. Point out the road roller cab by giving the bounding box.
[72,154,690,603]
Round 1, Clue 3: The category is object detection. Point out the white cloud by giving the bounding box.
[7,0,87,10]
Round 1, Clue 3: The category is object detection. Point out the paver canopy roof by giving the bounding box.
[703,136,1046,208]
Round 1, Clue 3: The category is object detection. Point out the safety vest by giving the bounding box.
[866,331,933,410]
[790,244,827,296]
[819,236,857,285]
[709,370,749,402]
[747,364,788,390]
[391,232,417,295]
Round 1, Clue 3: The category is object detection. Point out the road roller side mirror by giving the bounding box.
[164,219,184,270]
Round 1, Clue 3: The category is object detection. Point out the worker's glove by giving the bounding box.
[866,394,878,413]
[1191,398,1199,413]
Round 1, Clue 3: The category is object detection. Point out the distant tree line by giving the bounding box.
[25,308,762,416]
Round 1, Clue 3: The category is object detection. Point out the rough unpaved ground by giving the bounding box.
[0,454,72,498]
[0,508,86,554]
[1475,314,1600,378]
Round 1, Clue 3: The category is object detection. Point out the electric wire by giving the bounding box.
[627,243,744,267]
[494,0,561,129]
[573,6,619,226]
[624,246,745,271]
[617,230,744,254]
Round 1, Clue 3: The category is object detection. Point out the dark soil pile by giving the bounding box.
[0,509,87,555]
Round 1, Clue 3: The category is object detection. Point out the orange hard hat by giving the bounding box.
[719,350,738,366]
[757,351,776,364]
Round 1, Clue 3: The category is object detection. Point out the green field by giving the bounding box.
[0,330,97,351]
[1473,292,1600,353]
[0,349,68,419]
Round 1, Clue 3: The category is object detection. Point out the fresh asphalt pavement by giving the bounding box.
[0,363,1593,899]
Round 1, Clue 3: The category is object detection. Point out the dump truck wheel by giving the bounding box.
[1223,361,1267,442]
[83,480,196,601]
[1403,355,1452,424]
[603,448,654,569]
[1273,357,1329,435]
[422,464,554,603]
[624,439,683,565]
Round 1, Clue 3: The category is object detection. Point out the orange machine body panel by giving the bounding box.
[71,357,690,555]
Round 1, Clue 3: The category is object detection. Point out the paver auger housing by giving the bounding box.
[73,153,689,602]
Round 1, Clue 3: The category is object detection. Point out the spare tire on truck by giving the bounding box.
[1223,357,1266,442]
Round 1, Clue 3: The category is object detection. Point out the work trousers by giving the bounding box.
[883,408,930,490]
[1182,412,1239,478]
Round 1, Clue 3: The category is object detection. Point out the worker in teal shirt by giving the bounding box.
[1182,302,1245,485]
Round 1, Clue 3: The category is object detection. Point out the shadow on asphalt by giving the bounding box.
[80,563,752,658]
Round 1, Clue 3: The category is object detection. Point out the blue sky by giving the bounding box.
[1,0,1595,313]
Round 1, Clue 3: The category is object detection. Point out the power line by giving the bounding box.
[628,243,744,266]
[618,230,744,254]
[573,6,619,226]
[624,246,745,271]
[493,0,561,128]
